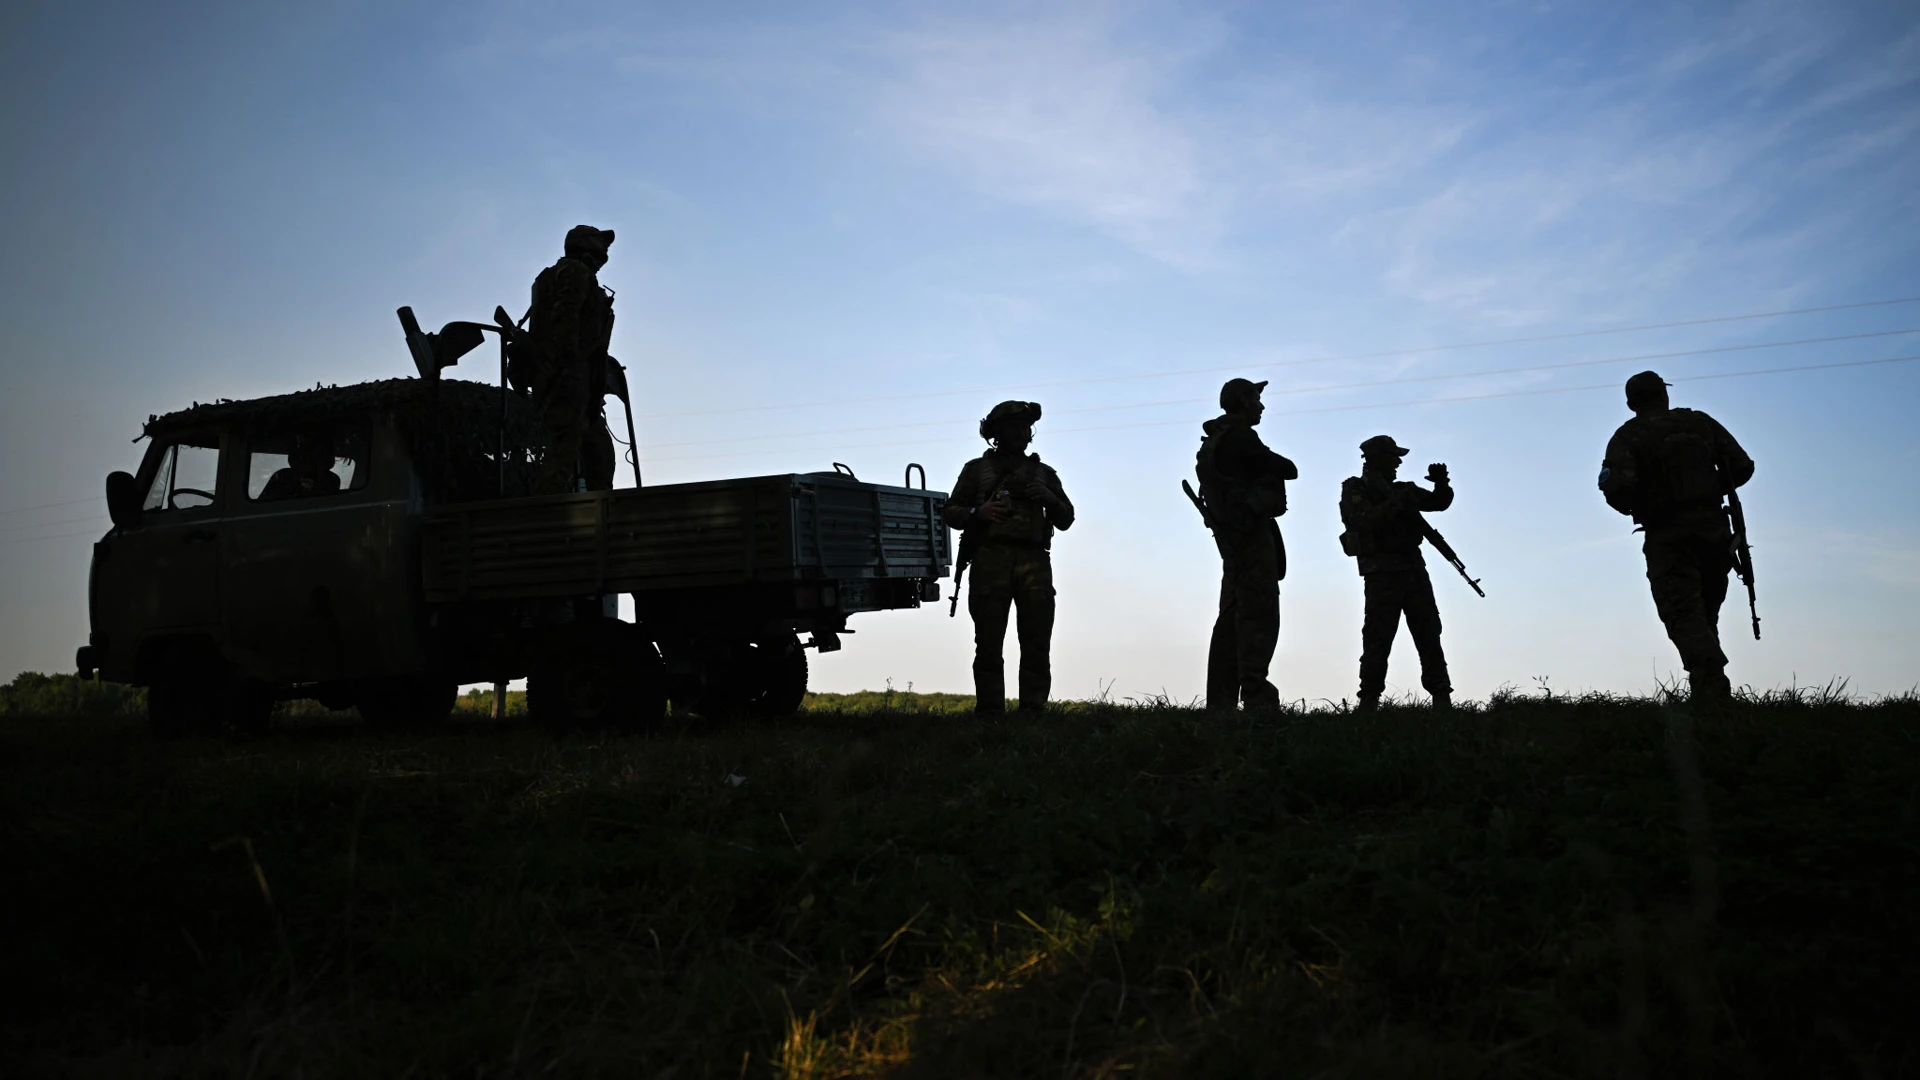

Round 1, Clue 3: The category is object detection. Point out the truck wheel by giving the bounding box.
[147,680,210,737]
[220,681,275,734]
[698,633,808,720]
[357,678,457,728]
[750,634,808,718]
[530,622,665,733]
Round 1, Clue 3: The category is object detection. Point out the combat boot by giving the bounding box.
[1430,691,1452,711]
[1355,693,1380,713]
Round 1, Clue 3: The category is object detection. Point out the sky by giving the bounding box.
[2,0,1917,704]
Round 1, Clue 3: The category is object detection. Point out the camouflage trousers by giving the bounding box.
[1207,524,1281,711]
[1358,566,1450,702]
[967,543,1055,713]
[531,359,615,495]
[1642,523,1733,698]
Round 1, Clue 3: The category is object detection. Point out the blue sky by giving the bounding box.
[3,0,1916,702]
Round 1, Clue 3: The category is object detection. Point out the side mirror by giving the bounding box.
[105,471,141,529]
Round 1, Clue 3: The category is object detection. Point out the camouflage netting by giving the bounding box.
[145,377,545,502]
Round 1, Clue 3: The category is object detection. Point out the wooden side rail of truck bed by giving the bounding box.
[421,472,952,604]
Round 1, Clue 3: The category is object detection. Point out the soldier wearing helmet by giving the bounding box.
[1195,378,1298,711]
[940,400,1075,713]
[1598,370,1754,702]
[527,225,618,495]
[1338,435,1456,710]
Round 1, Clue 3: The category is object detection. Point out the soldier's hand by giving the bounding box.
[1427,463,1449,484]
[977,500,1012,525]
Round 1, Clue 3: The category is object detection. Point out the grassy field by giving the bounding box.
[2,688,1915,1078]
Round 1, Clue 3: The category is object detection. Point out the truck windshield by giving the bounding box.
[248,421,371,501]
[141,435,221,512]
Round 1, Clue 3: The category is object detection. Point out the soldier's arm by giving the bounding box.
[1708,415,1755,489]
[1414,479,1454,512]
[1038,466,1074,531]
[940,460,984,528]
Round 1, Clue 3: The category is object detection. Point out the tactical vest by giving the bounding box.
[976,453,1052,546]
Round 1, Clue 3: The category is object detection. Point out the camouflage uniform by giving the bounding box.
[1599,373,1754,700]
[1339,437,1454,708]
[528,226,617,496]
[943,403,1074,713]
[1197,392,1297,711]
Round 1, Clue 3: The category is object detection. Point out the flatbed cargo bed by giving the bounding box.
[422,472,951,603]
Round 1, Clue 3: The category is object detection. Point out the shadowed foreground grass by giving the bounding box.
[2,691,1915,1077]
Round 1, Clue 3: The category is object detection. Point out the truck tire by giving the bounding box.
[529,621,665,733]
[147,680,210,737]
[751,633,809,718]
[356,678,457,728]
[697,633,808,719]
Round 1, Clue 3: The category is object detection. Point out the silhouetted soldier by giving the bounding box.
[527,225,617,495]
[941,401,1074,714]
[1197,378,1297,710]
[258,431,341,501]
[1339,436,1454,710]
[1599,370,1754,702]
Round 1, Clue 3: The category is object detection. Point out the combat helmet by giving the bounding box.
[979,400,1042,441]
[564,225,616,265]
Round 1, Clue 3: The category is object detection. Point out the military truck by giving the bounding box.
[76,377,951,734]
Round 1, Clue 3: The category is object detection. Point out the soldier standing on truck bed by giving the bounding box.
[527,225,618,495]
[1338,435,1456,711]
[1598,370,1755,703]
[943,401,1074,714]
[1196,378,1298,712]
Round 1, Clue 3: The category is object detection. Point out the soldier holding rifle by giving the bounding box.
[1191,378,1298,711]
[525,225,619,495]
[1598,371,1756,703]
[1338,436,1463,711]
[943,401,1075,714]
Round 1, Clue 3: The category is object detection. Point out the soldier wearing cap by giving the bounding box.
[1598,370,1754,702]
[1196,378,1298,710]
[1338,436,1455,710]
[941,401,1075,713]
[528,225,619,495]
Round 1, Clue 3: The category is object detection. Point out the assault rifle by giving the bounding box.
[949,526,977,617]
[1420,521,1485,598]
[1182,479,1231,559]
[1726,482,1760,640]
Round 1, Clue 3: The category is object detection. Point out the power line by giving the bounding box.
[0,495,101,518]
[0,513,110,536]
[641,326,1920,451]
[637,294,1920,421]
[641,353,1920,464]
[3,526,109,547]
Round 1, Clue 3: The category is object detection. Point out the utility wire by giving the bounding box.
[0,495,102,518]
[637,294,1920,421]
[0,513,110,536]
[642,326,1920,451]
[642,353,1920,464]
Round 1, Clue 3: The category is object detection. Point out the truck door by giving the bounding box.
[104,431,226,650]
[221,417,393,684]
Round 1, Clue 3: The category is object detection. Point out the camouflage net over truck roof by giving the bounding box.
[145,377,546,502]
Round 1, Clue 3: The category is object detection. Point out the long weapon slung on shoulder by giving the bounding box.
[1725,482,1759,640]
[1420,520,1485,597]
